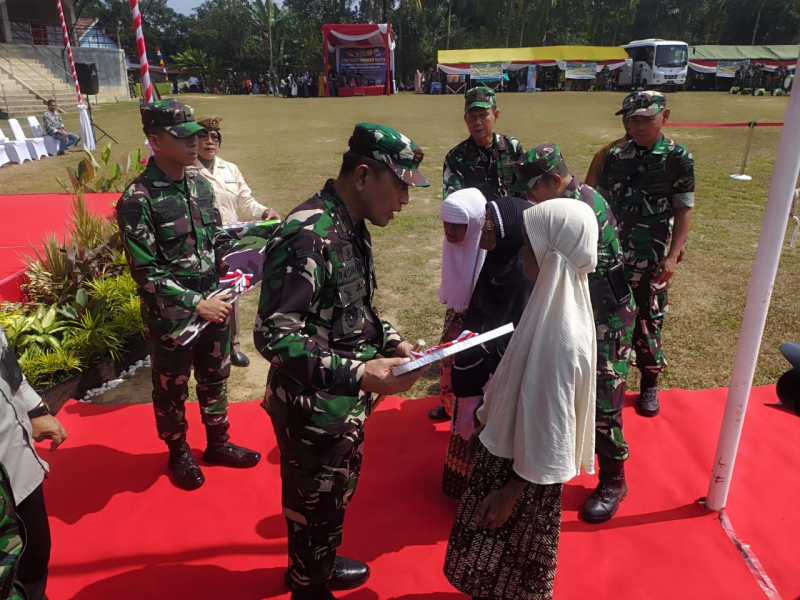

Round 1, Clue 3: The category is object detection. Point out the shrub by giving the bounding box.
[19,347,82,390]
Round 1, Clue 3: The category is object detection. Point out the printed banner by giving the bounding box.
[526,65,538,91]
[447,73,465,83]
[565,62,597,80]
[471,62,503,82]
[339,47,386,72]
[717,59,750,78]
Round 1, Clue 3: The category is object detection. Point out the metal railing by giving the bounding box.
[0,44,59,108]
[27,44,73,87]
[0,81,10,116]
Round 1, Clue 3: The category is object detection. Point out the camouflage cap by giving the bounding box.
[141,99,204,138]
[349,123,429,187]
[510,142,567,193]
[465,85,496,112]
[616,90,667,119]
[614,92,638,117]
[196,115,222,130]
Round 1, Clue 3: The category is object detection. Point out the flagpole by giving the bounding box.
[706,47,800,510]
[55,0,96,150]
[130,0,153,104]
[157,47,169,83]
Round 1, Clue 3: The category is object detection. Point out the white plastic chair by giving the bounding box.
[8,119,48,160]
[0,124,31,164]
[0,145,9,168]
[27,116,58,157]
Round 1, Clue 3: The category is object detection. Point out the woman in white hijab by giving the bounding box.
[433,189,487,498]
[431,189,487,418]
[444,198,598,600]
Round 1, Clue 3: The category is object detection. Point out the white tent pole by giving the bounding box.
[706,48,800,511]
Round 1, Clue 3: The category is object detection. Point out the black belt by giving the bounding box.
[175,273,215,293]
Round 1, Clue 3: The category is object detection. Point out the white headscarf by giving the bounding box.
[439,189,487,312]
[477,198,598,485]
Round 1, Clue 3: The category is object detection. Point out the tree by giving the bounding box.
[251,0,275,75]
[80,0,191,60]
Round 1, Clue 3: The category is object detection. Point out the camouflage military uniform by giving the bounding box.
[0,463,26,600]
[255,123,428,595]
[443,133,525,200]
[443,86,524,200]
[513,144,635,462]
[598,115,695,379]
[117,156,234,447]
[565,177,635,460]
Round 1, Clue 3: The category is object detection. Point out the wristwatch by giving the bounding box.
[27,402,50,420]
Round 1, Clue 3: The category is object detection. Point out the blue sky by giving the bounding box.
[167,0,283,16]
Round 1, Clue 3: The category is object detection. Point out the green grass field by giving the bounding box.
[2,91,798,401]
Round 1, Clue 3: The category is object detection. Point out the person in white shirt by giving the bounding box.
[0,327,68,600]
[192,115,280,368]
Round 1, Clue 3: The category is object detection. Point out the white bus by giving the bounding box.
[618,39,689,89]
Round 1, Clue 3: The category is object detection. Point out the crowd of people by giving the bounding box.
[0,83,694,600]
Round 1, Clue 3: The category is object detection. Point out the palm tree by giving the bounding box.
[173,48,210,79]
[447,0,453,49]
[250,0,274,76]
[519,0,559,48]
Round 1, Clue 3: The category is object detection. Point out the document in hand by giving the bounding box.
[391,323,515,376]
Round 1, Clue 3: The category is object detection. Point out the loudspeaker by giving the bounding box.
[75,62,99,96]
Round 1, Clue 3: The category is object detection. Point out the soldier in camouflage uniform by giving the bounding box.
[0,463,25,600]
[116,100,261,491]
[255,123,431,600]
[431,85,525,422]
[511,143,635,523]
[442,85,525,202]
[597,91,695,418]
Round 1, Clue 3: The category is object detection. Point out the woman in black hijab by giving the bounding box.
[443,195,534,501]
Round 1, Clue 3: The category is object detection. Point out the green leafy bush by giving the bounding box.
[18,347,82,390]
[23,194,126,305]
[58,143,146,195]
[0,306,71,354]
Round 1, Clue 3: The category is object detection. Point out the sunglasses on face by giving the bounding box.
[197,130,221,142]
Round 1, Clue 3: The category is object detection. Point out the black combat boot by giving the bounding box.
[291,589,336,600]
[203,429,261,468]
[167,443,205,491]
[231,351,250,367]
[285,556,370,592]
[581,457,628,524]
[637,372,660,417]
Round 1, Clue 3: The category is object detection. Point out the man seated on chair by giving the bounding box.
[43,99,79,155]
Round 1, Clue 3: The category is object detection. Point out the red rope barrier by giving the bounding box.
[667,122,784,127]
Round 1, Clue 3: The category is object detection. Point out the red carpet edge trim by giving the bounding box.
[719,508,783,600]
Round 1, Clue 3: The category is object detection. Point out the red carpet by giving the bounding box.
[42,386,799,600]
[0,193,118,301]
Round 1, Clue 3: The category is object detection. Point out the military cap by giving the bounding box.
[141,99,204,138]
[464,85,496,112]
[196,115,222,130]
[614,92,638,117]
[616,90,667,119]
[510,143,567,193]
[349,123,430,187]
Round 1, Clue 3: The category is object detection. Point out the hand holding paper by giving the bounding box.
[362,357,430,395]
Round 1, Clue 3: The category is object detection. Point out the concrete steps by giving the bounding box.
[0,53,78,118]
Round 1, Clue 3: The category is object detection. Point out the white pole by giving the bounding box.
[706,48,800,511]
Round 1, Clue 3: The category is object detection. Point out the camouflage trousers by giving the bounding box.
[630,278,669,377]
[264,378,367,595]
[0,463,26,600]
[145,314,232,447]
[595,302,636,462]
